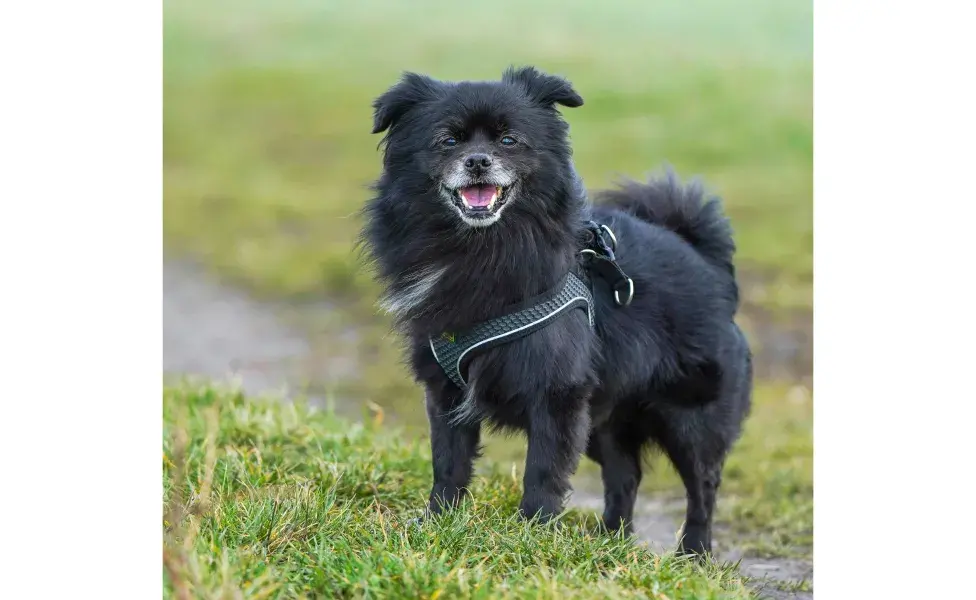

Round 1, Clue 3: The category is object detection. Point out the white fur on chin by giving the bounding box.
[454,206,504,227]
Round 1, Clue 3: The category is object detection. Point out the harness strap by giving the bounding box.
[429,272,594,390]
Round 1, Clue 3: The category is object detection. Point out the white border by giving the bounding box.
[1,0,161,596]
[816,0,975,596]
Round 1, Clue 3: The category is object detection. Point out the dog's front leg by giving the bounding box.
[519,386,591,522]
[425,386,482,515]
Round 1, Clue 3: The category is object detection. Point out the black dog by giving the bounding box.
[361,66,751,556]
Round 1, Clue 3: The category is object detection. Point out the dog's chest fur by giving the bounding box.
[378,265,447,320]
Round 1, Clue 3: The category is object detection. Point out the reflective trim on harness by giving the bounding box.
[429,272,594,390]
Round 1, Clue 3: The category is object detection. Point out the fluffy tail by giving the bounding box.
[596,168,736,276]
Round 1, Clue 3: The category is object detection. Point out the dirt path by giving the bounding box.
[163,260,812,598]
[571,491,812,599]
[164,261,360,403]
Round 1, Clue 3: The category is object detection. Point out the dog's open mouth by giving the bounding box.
[445,184,509,219]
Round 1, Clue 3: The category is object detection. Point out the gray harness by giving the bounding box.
[428,272,595,390]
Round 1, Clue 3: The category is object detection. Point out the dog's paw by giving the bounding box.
[677,530,713,560]
[517,498,562,525]
[600,517,636,538]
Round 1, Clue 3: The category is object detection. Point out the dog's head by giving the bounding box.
[371,66,583,228]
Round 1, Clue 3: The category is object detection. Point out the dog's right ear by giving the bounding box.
[371,72,442,134]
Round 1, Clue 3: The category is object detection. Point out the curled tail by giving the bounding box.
[595,168,737,277]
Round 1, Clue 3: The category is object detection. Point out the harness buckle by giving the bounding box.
[580,221,635,308]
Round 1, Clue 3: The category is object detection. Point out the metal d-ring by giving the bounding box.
[579,248,598,262]
[599,224,617,251]
[614,277,634,307]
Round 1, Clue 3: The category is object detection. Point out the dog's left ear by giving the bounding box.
[372,72,442,134]
[503,66,584,109]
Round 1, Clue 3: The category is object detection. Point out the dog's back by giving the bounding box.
[583,169,746,404]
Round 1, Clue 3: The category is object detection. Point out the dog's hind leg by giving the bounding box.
[656,331,752,555]
[586,426,642,535]
[425,387,482,515]
[652,406,728,556]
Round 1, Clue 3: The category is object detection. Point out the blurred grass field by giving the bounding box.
[163,0,813,572]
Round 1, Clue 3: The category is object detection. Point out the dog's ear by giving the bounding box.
[371,72,442,134]
[503,66,584,109]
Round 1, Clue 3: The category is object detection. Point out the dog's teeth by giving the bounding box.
[488,187,502,209]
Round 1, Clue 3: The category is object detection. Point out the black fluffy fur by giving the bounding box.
[360,66,752,556]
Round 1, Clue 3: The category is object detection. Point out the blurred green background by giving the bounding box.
[164,0,812,559]
[165,0,811,309]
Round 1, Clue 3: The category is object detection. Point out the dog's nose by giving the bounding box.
[463,154,492,172]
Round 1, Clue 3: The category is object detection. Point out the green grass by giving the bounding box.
[164,384,792,598]
[164,0,812,313]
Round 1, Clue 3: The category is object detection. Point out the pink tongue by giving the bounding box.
[460,185,495,207]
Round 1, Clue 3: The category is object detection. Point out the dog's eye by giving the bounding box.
[441,137,458,147]
[500,136,517,146]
